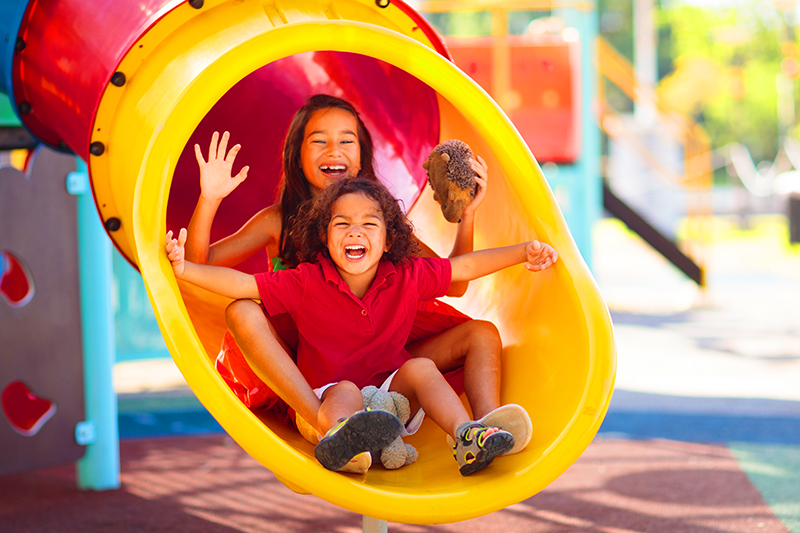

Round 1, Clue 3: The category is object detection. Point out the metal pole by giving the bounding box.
[363,516,388,533]
[633,0,657,128]
[69,160,120,490]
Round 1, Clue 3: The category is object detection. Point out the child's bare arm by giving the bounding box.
[166,228,260,300]
[450,240,558,282]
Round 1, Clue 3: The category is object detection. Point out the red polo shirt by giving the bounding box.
[254,254,451,390]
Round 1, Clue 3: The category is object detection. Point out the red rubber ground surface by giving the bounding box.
[0,435,789,532]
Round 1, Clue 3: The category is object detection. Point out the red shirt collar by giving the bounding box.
[317,252,397,293]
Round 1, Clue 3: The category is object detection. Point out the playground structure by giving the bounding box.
[0,0,616,526]
[594,35,712,287]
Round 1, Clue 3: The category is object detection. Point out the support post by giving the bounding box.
[548,1,601,270]
[69,160,120,490]
[363,516,388,533]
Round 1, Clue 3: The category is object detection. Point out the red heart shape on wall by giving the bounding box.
[1,381,56,436]
[1,252,34,307]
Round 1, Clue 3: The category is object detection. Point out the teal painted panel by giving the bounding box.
[0,93,20,126]
[112,251,171,362]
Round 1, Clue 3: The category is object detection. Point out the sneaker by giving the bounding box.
[315,410,403,471]
[337,451,372,474]
[451,421,514,476]
[446,404,532,456]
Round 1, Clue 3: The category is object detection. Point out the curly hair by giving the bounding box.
[277,95,377,267]
[294,177,419,265]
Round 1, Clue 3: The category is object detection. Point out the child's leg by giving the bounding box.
[389,357,471,438]
[315,380,403,471]
[406,319,501,419]
[226,299,324,432]
[316,381,363,435]
[405,324,532,455]
[390,358,513,475]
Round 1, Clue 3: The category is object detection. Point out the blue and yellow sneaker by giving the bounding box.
[452,421,514,476]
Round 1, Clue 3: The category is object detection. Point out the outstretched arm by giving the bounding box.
[185,131,251,265]
[450,240,558,283]
[166,228,260,300]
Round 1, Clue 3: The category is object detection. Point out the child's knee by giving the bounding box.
[225,299,262,329]
[325,380,361,399]
[400,357,439,377]
[469,320,501,346]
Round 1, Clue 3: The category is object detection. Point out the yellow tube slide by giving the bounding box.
[89,0,615,524]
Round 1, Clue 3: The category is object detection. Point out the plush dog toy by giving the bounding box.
[361,386,418,469]
[422,139,477,223]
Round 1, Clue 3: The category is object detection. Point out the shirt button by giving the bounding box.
[361,309,367,316]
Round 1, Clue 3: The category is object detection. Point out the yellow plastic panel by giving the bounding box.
[94,1,615,524]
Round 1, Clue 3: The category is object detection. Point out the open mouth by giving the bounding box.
[320,164,348,179]
[344,245,366,260]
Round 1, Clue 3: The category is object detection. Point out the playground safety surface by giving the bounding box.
[4,217,800,532]
[0,434,792,532]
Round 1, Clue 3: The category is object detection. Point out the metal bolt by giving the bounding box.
[104,217,121,232]
[376,0,390,7]
[18,101,32,114]
[189,0,204,8]
[110,72,126,87]
[89,141,105,156]
[14,37,25,52]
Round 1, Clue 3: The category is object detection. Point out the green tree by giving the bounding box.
[659,2,787,165]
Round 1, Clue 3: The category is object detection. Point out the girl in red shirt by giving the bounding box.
[182,95,533,466]
[167,176,558,476]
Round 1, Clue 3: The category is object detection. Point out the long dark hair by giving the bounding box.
[278,94,377,267]
[294,177,418,265]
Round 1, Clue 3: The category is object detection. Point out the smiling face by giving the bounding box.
[325,192,389,291]
[301,107,362,194]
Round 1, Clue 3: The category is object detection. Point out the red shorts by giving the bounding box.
[215,299,471,426]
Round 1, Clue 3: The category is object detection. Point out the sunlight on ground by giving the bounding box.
[595,214,800,401]
[593,214,800,315]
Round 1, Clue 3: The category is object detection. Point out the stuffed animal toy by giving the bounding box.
[361,385,418,469]
[422,139,477,223]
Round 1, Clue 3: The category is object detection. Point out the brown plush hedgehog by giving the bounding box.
[422,139,477,223]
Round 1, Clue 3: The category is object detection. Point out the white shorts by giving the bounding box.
[297,371,426,444]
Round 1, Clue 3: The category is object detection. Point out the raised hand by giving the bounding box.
[165,228,188,277]
[461,155,488,219]
[194,131,249,202]
[524,240,558,272]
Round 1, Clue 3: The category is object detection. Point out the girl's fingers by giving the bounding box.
[194,144,206,166]
[209,131,219,160]
[217,131,230,160]
[178,227,188,246]
[225,144,241,164]
[234,165,249,182]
